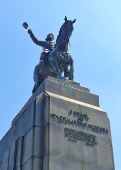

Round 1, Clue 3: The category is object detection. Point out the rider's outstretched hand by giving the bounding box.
[28,29,32,34]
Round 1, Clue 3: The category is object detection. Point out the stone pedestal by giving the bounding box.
[0,76,115,170]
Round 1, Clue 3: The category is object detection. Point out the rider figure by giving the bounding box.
[28,29,55,67]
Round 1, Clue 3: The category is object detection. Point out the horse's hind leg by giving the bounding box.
[69,57,74,80]
[64,67,69,78]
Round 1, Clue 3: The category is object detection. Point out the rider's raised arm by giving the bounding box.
[28,29,45,47]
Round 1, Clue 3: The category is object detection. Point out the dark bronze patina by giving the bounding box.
[23,16,76,93]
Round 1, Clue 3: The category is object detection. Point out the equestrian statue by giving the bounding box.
[23,16,76,93]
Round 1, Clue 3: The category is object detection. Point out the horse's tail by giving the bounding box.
[33,64,40,83]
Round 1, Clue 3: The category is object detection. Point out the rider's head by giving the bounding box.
[45,33,54,41]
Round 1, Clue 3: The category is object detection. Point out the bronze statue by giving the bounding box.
[23,16,76,93]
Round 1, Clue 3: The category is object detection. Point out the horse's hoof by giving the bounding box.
[56,75,66,80]
[56,75,61,79]
[68,75,74,80]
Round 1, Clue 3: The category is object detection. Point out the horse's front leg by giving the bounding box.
[48,51,61,77]
[68,57,74,80]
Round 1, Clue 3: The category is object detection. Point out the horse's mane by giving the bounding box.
[56,22,66,45]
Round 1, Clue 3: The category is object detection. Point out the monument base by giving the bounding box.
[0,77,115,170]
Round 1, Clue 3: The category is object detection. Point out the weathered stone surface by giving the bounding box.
[14,114,23,140]
[35,96,44,127]
[47,92,114,170]
[22,158,32,170]
[0,126,14,162]
[44,77,99,106]
[33,157,43,170]
[16,167,20,170]
[97,138,114,169]
[0,162,2,170]
[49,122,66,157]
[22,101,35,135]
[11,76,99,126]
[83,162,113,170]
[22,128,34,165]
[8,142,15,170]
[1,150,9,170]
[43,94,50,126]
[16,137,23,169]
[34,127,43,157]
[49,154,83,170]
[43,155,48,170]
[22,157,42,170]
[48,96,99,163]
[0,77,115,170]
[43,124,49,157]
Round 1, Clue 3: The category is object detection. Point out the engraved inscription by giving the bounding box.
[50,113,87,128]
[50,113,108,135]
[64,128,97,146]
[50,109,109,147]
[68,110,89,121]
[87,124,108,134]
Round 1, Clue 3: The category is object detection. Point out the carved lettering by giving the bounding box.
[50,113,108,135]
[70,110,89,121]
[87,124,108,135]
[64,128,97,146]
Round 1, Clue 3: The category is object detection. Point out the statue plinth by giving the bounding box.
[0,77,115,170]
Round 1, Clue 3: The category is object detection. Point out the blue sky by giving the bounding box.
[0,0,120,169]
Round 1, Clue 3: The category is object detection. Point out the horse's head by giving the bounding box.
[56,16,76,46]
[62,16,76,41]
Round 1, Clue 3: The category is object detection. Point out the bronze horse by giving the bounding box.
[23,17,76,92]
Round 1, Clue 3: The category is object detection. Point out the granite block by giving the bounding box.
[97,138,114,169]
[22,128,34,165]
[22,157,43,170]
[49,114,98,164]
[35,96,44,127]
[81,140,98,163]
[49,154,83,170]
[14,101,35,140]
[8,142,15,170]
[43,94,50,126]
[0,162,2,170]
[22,158,32,170]
[1,150,9,170]
[48,93,114,169]
[43,155,49,170]
[43,124,49,157]
[14,115,23,140]
[0,76,115,170]
[49,121,66,157]
[83,162,113,170]
[16,167,20,170]
[0,126,14,162]
[16,137,23,169]
[34,127,43,157]
[12,82,45,125]
[33,157,43,170]
[44,77,99,106]
[22,101,35,135]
